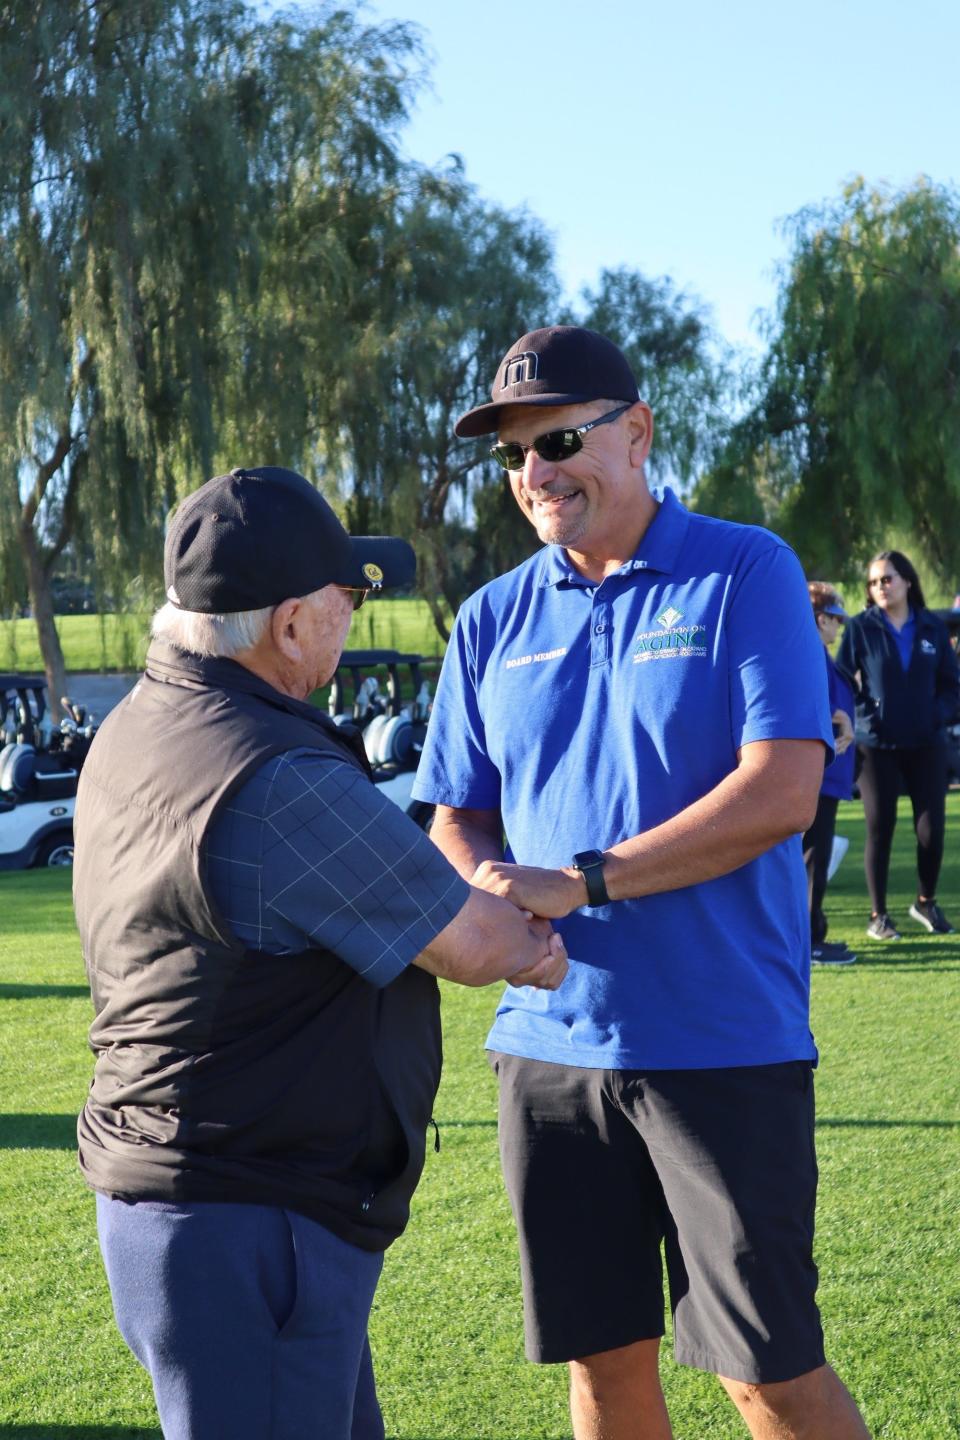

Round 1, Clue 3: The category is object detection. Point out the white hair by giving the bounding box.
[151,601,275,659]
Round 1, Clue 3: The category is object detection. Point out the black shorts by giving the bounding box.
[491,1053,825,1384]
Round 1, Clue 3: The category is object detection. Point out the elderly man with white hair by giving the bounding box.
[73,466,567,1440]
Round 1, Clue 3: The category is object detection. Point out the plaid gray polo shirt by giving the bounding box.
[205,748,469,987]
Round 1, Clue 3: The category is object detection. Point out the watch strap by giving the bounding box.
[572,849,610,907]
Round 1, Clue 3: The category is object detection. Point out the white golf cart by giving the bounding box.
[0,674,98,870]
[327,649,434,829]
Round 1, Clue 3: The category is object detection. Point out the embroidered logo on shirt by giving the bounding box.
[920,638,936,656]
[633,622,708,663]
[657,606,683,628]
[504,647,568,670]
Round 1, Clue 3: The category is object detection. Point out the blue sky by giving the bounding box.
[364,0,960,353]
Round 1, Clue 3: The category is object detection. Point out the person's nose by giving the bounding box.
[521,448,556,492]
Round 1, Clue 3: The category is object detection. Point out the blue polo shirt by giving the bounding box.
[412,488,833,1070]
[821,650,855,800]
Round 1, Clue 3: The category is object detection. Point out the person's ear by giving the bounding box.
[626,401,654,469]
[270,596,304,662]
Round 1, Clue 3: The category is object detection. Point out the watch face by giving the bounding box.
[573,850,609,906]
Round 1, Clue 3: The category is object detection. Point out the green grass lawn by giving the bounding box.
[1,798,958,1438]
[0,599,449,676]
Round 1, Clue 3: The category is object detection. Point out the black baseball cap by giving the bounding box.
[455,325,641,438]
[164,467,416,614]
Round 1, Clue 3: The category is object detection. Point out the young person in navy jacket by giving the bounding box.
[837,550,960,940]
[804,583,857,963]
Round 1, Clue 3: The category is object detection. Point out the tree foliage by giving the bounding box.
[0,0,746,684]
[327,173,560,639]
[576,267,731,488]
[701,178,960,585]
[0,0,423,703]
[349,252,731,639]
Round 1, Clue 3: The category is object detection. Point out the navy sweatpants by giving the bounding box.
[96,1195,385,1440]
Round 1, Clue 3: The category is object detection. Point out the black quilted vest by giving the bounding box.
[73,641,441,1252]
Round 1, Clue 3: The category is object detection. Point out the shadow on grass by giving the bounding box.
[0,1114,76,1149]
[845,960,960,971]
[0,1431,568,1440]
[0,1430,160,1439]
[817,1116,959,1128]
[436,1119,497,1129]
[0,984,88,1000]
[841,937,960,968]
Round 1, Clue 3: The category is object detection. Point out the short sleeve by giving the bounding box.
[726,540,834,755]
[206,750,469,987]
[411,605,502,809]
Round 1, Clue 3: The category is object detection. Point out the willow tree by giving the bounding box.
[326,172,560,640]
[703,178,960,583]
[0,0,422,707]
[577,267,732,488]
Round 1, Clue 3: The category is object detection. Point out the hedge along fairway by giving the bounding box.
[1,798,958,1437]
[0,598,449,676]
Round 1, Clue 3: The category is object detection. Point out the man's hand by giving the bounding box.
[509,921,569,989]
[471,860,586,920]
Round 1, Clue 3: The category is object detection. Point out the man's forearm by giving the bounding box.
[413,888,566,989]
[429,804,504,880]
[471,738,826,918]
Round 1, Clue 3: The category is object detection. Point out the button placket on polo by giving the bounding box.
[590,592,613,668]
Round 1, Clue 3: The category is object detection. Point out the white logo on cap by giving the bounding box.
[500,352,539,390]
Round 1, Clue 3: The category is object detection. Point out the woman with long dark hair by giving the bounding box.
[837,550,960,940]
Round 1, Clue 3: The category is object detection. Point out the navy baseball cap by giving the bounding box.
[819,600,848,619]
[164,467,416,613]
[454,325,641,438]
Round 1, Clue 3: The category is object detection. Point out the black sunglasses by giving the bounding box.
[490,403,633,472]
[334,586,370,611]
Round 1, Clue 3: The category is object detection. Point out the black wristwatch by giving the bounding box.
[572,849,610,907]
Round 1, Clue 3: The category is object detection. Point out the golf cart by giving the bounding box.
[327,649,434,829]
[0,674,98,870]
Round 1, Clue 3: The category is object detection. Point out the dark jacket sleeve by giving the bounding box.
[835,616,862,694]
[931,614,960,729]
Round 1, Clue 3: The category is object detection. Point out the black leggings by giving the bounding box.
[803,793,840,944]
[856,741,947,915]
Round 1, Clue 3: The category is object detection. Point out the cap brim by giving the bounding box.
[822,604,848,618]
[335,536,416,590]
[455,392,605,438]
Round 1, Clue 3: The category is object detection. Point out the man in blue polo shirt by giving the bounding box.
[412,327,872,1439]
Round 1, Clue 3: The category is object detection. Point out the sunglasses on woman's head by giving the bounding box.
[490,403,633,472]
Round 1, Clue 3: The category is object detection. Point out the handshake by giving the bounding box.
[469,858,586,993]
[417,855,581,991]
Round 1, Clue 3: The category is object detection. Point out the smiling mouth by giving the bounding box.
[527,488,580,508]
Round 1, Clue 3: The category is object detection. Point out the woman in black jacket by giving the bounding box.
[837,550,960,941]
